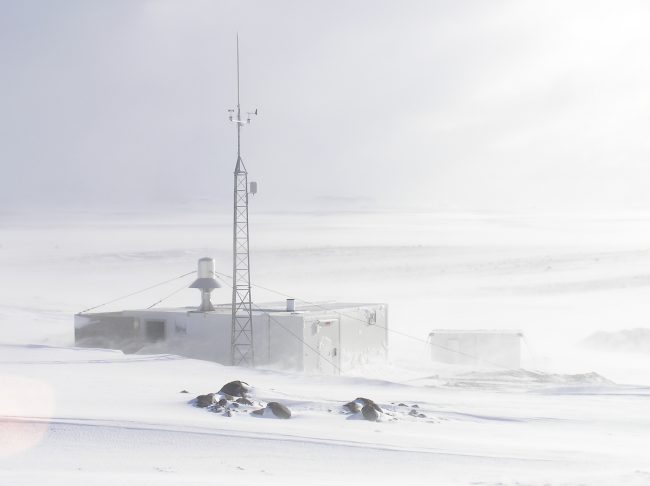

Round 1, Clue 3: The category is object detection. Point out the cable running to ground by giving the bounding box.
[147,280,194,309]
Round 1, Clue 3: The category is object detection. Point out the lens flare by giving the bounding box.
[0,375,55,457]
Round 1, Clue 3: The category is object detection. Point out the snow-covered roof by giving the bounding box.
[79,301,384,317]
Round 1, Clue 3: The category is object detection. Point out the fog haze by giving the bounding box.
[2,0,650,211]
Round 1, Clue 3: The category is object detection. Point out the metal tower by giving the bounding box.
[229,35,257,367]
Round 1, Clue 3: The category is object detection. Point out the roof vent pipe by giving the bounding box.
[286,298,295,312]
[189,257,220,312]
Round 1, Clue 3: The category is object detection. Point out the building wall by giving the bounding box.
[133,311,231,362]
[75,310,305,368]
[74,303,388,374]
[74,313,141,353]
[338,305,388,371]
[267,314,305,371]
[129,311,272,365]
[302,315,340,374]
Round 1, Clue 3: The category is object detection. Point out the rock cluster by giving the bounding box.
[190,382,433,424]
[343,397,384,422]
[192,380,293,420]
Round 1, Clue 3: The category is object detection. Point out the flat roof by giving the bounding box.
[219,301,383,313]
[78,301,384,317]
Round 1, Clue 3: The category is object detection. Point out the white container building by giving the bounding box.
[74,298,388,375]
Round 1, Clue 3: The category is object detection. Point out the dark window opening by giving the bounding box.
[145,320,166,342]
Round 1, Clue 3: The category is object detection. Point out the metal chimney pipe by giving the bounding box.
[286,298,295,312]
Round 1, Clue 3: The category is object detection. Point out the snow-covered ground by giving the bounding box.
[2,208,650,485]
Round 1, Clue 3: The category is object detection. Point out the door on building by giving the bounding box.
[316,318,340,374]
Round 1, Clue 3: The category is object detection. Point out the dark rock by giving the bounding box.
[412,404,419,409]
[218,398,228,407]
[343,401,362,413]
[219,381,250,398]
[224,410,232,417]
[251,408,265,416]
[418,413,426,418]
[409,409,419,417]
[344,397,383,414]
[223,394,234,401]
[195,393,215,408]
[236,397,253,406]
[267,402,292,419]
[361,404,380,422]
[356,397,383,413]
[180,390,189,394]
[398,403,407,407]
[230,402,240,408]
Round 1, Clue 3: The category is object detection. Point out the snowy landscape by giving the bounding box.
[2,208,650,485]
[3,0,650,484]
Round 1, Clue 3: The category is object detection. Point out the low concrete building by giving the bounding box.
[428,329,523,369]
[75,300,388,374]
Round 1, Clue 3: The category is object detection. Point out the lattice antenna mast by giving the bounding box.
[228,35,257,367]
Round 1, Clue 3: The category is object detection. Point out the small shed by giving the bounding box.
[428,329,523,369]
[74,300,388,374]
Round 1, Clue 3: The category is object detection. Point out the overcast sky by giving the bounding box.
[2,0,650,211]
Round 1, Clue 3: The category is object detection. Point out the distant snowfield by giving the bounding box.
[2,208,650,485]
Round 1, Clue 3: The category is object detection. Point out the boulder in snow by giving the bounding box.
[357,397,383,413]
[344,397,383,421]
[268,402,292,419]
[343,401,362,413]
[361,404,380,422]
[195,393,215,408]
[344,397,383,414]
[219,380,251,398]
[252,402,292,419]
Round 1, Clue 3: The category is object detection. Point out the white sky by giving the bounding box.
[2,0,650,211]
